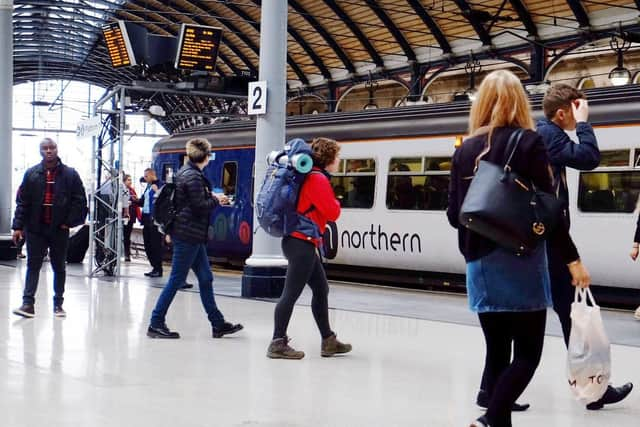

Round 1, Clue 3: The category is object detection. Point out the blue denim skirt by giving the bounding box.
[466,243,552,313]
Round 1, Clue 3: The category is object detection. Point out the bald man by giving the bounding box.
[12,138,87,318]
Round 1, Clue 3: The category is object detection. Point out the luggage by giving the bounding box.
[67,224,89,263]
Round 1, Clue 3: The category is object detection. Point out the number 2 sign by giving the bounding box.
[248,81,267,115]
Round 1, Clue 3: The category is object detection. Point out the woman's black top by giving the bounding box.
[446,126,579,264]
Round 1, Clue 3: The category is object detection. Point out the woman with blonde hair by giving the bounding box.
[447,70,590,427]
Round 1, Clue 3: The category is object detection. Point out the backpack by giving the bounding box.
[255,138,320,238]
[153,182,177,234]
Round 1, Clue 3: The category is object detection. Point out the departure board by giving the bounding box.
[175,24,222,72]
[102,21,137,68]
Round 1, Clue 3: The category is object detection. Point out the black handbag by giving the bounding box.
[459,128,563,255]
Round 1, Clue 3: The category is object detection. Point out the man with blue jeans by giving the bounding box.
[147,137,242,339]
[537,84,632,410]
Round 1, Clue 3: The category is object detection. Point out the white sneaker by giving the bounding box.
[634,306,640,320]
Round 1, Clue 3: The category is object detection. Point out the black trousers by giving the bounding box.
[547,245,574,347]
[478,310,546,427]
[23,227,70,306]
[123,219,134,258]
[142,215,163,272]
[273,236,333,340]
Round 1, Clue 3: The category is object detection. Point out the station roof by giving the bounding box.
[12,0,640,132]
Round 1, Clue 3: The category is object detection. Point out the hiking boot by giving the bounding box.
[53,306,66,317]
[212,322,243,338]
[147,324,180,339]
[267,337,305,360]
[321,333,352,357]
[13,303,35,318]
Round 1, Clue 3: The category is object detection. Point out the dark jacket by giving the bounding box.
[171,162,219,244]
[12,159,87,232]
[446,127,579,264]
[536,119,600,226]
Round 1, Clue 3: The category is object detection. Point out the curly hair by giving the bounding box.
[186,138,211,163]
[310,137,340,168]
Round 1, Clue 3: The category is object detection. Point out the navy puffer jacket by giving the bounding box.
[171,162,219,244]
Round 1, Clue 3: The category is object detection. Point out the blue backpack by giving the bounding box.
[256,138,320,238]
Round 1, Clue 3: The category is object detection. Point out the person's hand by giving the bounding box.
[214,193,230,205]
[60,224,69,230]
[164,234,172,245]
[151,184,159,193]
[567,259,591,288]
[12,229,23,245]
[572,98,589,123]
[631,246,639,261]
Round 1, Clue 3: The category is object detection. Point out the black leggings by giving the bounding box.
[273,237,333,340]
[478,310,546,427]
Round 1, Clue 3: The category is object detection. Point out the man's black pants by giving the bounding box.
[23,227,69,306]
[142,215,163,273]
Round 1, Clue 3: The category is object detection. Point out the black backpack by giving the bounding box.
[152,183,177,234]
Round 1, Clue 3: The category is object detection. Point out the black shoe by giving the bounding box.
[180,282,194,289]
[147,324,180,339]
[147,271,162,278]
[586,383,633,410]
[212,322,243,338]
[13,303,35,318]
[476,389,530,412]
[470,415,489,427]
[124,256,131,262]
[144,270,155,277]
[53,306,66,317]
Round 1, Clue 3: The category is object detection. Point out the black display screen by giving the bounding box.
[174,24,222,72]
[102,21,137,68]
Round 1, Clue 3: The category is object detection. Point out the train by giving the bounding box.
[152,86,640,305]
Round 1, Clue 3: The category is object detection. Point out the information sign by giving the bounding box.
[248,81,267,115]
[102,21,137,68]
[175,24,222,72]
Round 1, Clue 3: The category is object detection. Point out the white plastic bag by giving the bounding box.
[567,288,611,402]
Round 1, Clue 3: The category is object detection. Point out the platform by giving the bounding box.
[0,259,638,427]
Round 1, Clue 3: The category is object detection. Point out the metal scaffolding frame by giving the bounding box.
[88,84,246,278]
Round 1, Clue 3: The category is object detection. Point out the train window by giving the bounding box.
[599,150,630,167]
[222,162,237,205]
[386,156,451,210]
[578,171,640,213]
[331,158,376,209]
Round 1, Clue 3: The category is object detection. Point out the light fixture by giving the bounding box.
[363,72,379,110]
[609,33,632,86]
[465,53,482,101]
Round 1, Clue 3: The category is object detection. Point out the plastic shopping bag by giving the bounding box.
[567,288,611,402]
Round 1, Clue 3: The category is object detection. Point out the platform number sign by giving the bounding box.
[248,81,267,115]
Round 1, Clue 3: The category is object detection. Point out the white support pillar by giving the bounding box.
[0,0,14,259]
[242,0,289,297]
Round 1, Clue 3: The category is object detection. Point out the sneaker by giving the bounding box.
[634,306,640,320]
[147,324,180,339]
[13,303,35,318]
[267,336,305,360]
[321,333,352,357]
[476,389,530,411]
[212,322,243,338]
[586,383,633,410]
[180,282,194,290]
[53,306,66,317]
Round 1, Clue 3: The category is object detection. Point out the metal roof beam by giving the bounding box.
[364,0,416,61]
[322,0,384,67]
[565,0,590,28]
[13,15,101,35]
[220,1,312,84]
[508,0,538,39]
[453,0,492,46]
[406,0,452,54]
[287,0,356,74]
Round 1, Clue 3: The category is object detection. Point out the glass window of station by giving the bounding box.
[386,156,451,210]
[331,158,376,209]
[578,149,640,213]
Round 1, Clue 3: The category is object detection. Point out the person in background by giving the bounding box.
[137,168,164,277]
[122,174,141,262]
[628,213,640,320]
[537,84,633,410]
[446,70,590,427]
[267,137,352,360]
[147,138,242,339]
[12,137,87,318]
[14,186,26,259]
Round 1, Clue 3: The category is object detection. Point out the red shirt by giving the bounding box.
[290,167,341,246]
[42,165,58,224]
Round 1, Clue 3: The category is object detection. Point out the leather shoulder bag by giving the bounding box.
[459,128,563,255]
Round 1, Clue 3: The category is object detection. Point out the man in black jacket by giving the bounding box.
[537,84,632,410]
[138,168,164,277]
[12,138,87,318]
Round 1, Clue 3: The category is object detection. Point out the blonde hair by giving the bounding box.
[186,138,211,163]
[469,70,534,135]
